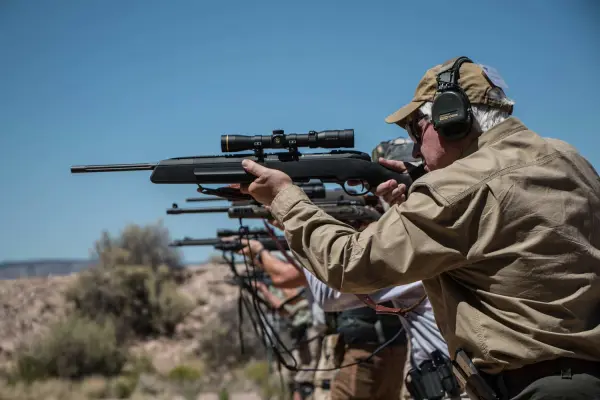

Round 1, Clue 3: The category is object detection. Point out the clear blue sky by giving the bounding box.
[1,0,598,263]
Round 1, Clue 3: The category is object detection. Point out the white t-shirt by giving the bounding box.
[304,289,326,327]
[303,269,450,368]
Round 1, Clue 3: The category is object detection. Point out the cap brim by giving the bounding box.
[384,101,424,126]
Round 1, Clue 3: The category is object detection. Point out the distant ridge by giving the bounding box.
[0,259,97,280]
[0,258,205,280]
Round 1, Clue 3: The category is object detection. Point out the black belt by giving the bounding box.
[336,304,406,346]
[289,322,310,342]
[486,357,600,398]
[339,325,406,346]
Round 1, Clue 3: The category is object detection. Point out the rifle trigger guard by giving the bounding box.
[342,180,369,196]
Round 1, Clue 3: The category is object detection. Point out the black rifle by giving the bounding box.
[169,192,378,211]
[184,188,379,207]
[167,203,381,221]
[70,129,419,196]
[216,227,271,238]
[221,273,274,287]
[168,236,289,251]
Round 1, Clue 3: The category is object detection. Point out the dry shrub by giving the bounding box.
[196,296,268,371]
[167,361,204,382]
[66,265,193,339]
[244,360,287,400]
[14,315,127,381]
[93,220,182,270]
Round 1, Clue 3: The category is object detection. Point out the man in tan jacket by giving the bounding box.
[239,56,600,399]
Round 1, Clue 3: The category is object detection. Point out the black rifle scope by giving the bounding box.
[221,129,354,152]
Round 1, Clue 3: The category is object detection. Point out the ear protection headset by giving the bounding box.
[431,56,474,141]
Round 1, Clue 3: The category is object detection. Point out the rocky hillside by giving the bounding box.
[0,274,73,364]
[0,263,281,400]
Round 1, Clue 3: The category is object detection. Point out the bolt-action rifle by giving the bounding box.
[166,202,381,222]
[168,236,289,251]
[216,227,271,238]
[186,187,379,207]
[70,129,420,196]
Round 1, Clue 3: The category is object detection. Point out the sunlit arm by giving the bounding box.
[270,185,474,293]
[258,250,308,289]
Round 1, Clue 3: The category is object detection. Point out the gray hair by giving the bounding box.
[418,92,515,133]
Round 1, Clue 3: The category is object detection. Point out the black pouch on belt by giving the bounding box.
[335,303,406,346]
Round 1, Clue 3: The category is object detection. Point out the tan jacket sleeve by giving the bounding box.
[270,184,476,293]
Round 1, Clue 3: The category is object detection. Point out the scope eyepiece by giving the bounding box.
[221,129,354,153]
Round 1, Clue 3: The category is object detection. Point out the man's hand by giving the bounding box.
[237,238,265,259]
[240,160,293,206]
[374,158,408,206]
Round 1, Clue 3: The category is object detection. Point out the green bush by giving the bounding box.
[66,264,193,339]
[66,221,193,340]
[14,315,127,381]
[243,361,270,387]
[109,375,138,399]
[123,352,156,377]
[195,299,265,370]
[167,363,204,382]
[93,220,183,270]
[219,387,230,400]
[244,361,286,400]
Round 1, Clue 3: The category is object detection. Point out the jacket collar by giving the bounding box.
[460,116,528,160]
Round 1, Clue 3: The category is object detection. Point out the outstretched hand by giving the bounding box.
[239,160,293,206]
[374,158,409,206]
[237,238,265,259]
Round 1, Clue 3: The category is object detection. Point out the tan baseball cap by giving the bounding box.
[384,58,513,127]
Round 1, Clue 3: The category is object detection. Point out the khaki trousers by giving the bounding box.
[280,325,327,400]
[330,341,408,400]
[312,333,340,400]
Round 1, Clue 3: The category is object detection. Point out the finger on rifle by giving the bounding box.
[391,184,407,197]
[239,183,250,194]
[374,179,398,197]
[242,159,268,177]
[388,190,406,206]
[393,194,407,206]
[379,158,407,173]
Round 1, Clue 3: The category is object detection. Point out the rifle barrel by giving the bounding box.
[169,238,220,247]
[70,163,157,173]
[185,197,224,202]
[166,206,230,215]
